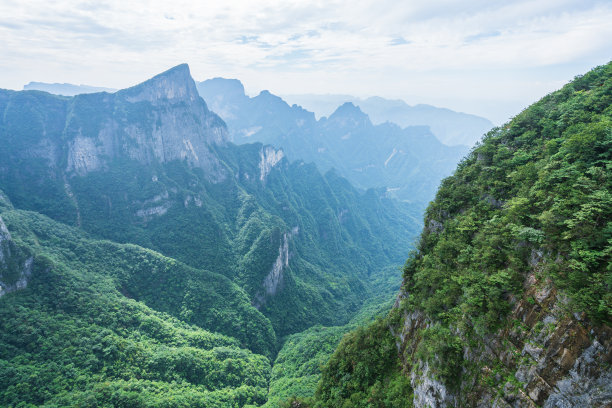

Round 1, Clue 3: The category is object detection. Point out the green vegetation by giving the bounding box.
[314,313,412,408]
[0,210,271,407]
[309,62,611,406]
[405,61,612,328]
[2,209,276,357]
[4,60,608,407]
[0,77,419,341]
[264,267,400,407]
[0,66,420,407]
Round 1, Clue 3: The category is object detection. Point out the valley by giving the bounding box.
[0,61,610,407]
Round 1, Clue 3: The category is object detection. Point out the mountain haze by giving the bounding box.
[282,93,494,147]
[197,78,468,204]
[23,82,117,96]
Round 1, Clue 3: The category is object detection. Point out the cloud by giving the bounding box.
[0,0,610,123]
[389,37,411,46]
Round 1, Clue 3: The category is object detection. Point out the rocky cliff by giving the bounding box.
[1,64,228,181]
[312,61,612,408]
[391,266,612,407]
[0,209,33,298]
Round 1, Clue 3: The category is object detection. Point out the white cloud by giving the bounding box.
[0,0,610,123]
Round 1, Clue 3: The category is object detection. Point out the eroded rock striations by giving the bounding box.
[390,272,612,407]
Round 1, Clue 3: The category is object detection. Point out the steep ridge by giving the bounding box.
[0,64,419,343]
[197,79,467,204]
[306,63,612,407]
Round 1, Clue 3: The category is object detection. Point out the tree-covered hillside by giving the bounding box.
[0,65,420,341]
[0,64,422,407]
[305,62,612,407]
[0,204,271,407]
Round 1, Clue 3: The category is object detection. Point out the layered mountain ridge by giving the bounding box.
[282,93,495,146]
[0,61,418,343]
[0,64,424,406]
[197,78,468,204]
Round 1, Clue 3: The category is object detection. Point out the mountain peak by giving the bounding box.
[330,102,366,117]
[198,78,246,100]
[120,63,200,105]
[328,102,371,127]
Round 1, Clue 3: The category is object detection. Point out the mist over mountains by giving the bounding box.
[197,78,471,204]
[2,61,610,408]
[24,76,481,205]
[23,82,117,96]
[282,94,494,147]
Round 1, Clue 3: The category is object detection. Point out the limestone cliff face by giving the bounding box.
[259,146,284,182]
[253,227,299,309]
[391,266,612,407]
[66,64,228,181]
[1,64,229,182]
[0,216,33,297]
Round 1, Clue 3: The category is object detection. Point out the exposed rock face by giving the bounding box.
[391,273,612,407]
[263,232,290,297]
[544,340,612,407]
[0,216,33,297]
[0,256,33,298]
[412,362,457,408]
[0,216,12,265]
[254,228,299,309]
[259,146,284,182]
[122,63,200,106]
[0,191,12,210]
[2,64,230,182]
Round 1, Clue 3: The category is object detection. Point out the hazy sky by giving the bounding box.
[0,0,610,124]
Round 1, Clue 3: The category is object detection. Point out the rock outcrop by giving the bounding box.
[0,216,33,297]
[259,146,284,182]
[390,271,612,407]
[2,64,229,182]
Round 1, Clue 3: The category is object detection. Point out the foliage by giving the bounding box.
[309,62,612,407]
[264,272,399,407]
[2,209,276,358]
[0,211,271,407]
[313,316,412,408]
[0,85,420,337]
[413,324,463,389]
[405,61,612,327]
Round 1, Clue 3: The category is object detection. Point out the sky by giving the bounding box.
[0,0,610,124]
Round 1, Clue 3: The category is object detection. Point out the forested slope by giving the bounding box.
[0,201,271,407]
[0,65,419,340]
[0,64,421,407]
[306,62,612,408]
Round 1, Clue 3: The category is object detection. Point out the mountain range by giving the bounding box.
[23,82,117,96]
[23,77,487,205]
[0,64,419,406]
[1,61,610,407]
[281,93,494,146]
[197,78,469,204]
